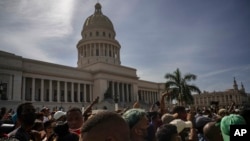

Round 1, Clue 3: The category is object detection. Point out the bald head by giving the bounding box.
[203,122,223,141]
[81,111,130,141]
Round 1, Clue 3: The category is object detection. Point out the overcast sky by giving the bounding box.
[0,0,249,93]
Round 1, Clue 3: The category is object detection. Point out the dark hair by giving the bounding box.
[44,119,54,129]
[16,102,36,126]
[54,121,69,136]
[32,121,44,131]
[147,111,160,122]
[172,106,186,114]
[16,102,34,119]
[0,107,7,119]
[67,107,82,116]
[156,124,178,141]
[57,133,79,141]
[36,112,44,120]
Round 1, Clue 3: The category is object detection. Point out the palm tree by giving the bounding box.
[165,68,201,105]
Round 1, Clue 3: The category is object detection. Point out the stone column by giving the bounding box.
[112,46,114,57]
[22,77,26,100]
[90,84,93,102]
[84,84,86,102]
[131,84,134,102]
[141,91,144,101]
[49,80,52,102]
[126,84,129,102]
[57,81,60,102]
[64,82,67,102]
[41,79,44,102]
[78,83,80,103]
[95,43,97,56]
[32,78,35,101]
[71,82,74,102]
[122,83,125,103]
[117,82,120,102]
[8,75,13,100]
[150,92,153,103]
[112,81,114,99]
[130,84,133,102]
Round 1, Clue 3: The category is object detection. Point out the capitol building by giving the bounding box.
[0,3,165,111]
[0,3,249,111]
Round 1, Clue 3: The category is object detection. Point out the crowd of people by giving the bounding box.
[0,93,250,141]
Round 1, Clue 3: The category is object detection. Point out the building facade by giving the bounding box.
[0,3,165,111]
[192,78,249,107]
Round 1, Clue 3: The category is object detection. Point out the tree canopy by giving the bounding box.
[165,68,201,105]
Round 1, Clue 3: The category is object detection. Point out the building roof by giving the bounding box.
[83,3,114,32]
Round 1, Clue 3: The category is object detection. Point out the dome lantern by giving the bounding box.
[95,3,102,15]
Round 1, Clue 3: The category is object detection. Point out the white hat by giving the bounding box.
[161,113,174,124]
[53,111,66,120]
[170,119,192,133]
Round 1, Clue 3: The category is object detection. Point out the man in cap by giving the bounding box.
[122,108,149,141]
[53,111,66,122]
[220,114,246,141]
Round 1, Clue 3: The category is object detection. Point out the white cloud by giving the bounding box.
[9,0,75,38]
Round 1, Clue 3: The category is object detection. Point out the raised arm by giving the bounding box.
[83,96,99,116]
[160,92,170,115]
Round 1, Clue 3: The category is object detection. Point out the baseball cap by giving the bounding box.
[218,108,228,117]
[170,119,192,133]
[195,116,212,129]
[220,114,246,141]
[161,113,174,124]
[54,111,66,120]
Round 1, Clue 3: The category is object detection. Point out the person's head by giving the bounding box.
[32,120,44,131]
[161,113,174,124]
[54,111,66,122]
[41,107,50,116]
[36,112,44,121]
[172,106,187,121]
[122,108,149,141]
[16,102,36,127]
[66,107,83,130]
[169,119,192,134]
[217,108,228,118]
[57,132,79,141]
[0,107,7,119]
[44,119,56,136]
[195,116,212,133]
[156,124,181,141]
[81,111,130,141]
[203,122,223,141]
[220,114,246,141]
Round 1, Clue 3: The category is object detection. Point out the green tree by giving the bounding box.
[165,68,201,105]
